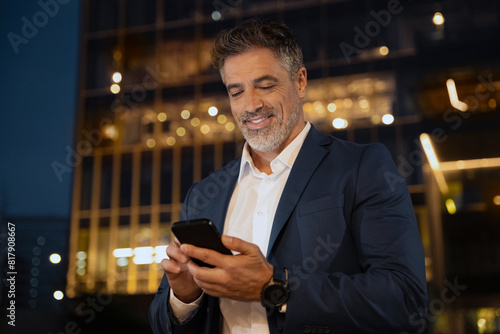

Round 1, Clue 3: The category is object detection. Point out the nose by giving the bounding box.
[244,88,264,112]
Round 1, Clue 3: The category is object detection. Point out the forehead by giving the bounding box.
[221,48,288,84]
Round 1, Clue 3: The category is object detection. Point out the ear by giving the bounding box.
[295,67,307,99]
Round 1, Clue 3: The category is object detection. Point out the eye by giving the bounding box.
[230,91,243,98]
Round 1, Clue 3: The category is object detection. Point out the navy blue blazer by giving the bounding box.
[149,125,428,334]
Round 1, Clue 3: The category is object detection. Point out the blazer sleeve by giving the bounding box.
[149,184,209,334]
[282,143,428,333]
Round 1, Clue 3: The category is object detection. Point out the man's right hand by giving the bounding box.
[161,238,202,303]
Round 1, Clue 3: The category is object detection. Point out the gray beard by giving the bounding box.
[239,102,301,153]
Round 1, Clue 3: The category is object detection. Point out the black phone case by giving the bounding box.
[171,219,232,267]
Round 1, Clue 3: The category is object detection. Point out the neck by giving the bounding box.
[250,150,276,175]
[249,121,307,174]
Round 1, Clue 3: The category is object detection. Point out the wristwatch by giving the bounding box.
[260,268,289,308]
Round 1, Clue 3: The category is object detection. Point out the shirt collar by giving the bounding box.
[237,122,311,183]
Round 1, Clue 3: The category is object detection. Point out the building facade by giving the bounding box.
[68,1,500,332]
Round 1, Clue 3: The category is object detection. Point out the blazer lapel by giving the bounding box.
[209,158,240,233]
[267,126,331,257]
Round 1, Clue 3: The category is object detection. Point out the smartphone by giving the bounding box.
[171,218,232,267]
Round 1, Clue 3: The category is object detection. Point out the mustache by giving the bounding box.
[239,108,276,123]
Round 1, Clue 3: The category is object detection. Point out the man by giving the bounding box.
[150,19,428,334]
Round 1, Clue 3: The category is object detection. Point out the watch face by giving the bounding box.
[263,284,288,306]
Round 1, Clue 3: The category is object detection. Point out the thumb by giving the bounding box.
[222,235,257,255]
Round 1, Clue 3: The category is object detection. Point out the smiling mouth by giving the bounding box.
[248,116,271,124]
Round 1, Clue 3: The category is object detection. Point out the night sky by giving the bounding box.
[0,0,80,218]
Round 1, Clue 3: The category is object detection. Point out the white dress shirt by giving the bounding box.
[170,122,311,333]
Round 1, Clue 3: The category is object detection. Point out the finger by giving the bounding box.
[222,235,259,255]
[160,258,182,275]
[174,237,181,248]
[167,243,191,264]
[180,244,228,268]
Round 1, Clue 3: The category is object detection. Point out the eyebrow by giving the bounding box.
[226,75,279,92]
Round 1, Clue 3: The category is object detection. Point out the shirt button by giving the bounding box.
[257,211,263,216]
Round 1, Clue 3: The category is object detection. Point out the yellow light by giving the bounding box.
[208,106,218,116]
[110,84,121,94]
[493,195,500,206]
[112,72,122,83]
[332,118,348,129]
[77,260,86,268]
[225,122,235,132]
[157,112,167,122]
[217,114,227,124]
[200,124,210,134]
[76,251,87,260]
[113,248,133,258]
[371,115,381,124]
[113,51,123,61]
[181,109,190,119]
[439,157,500,171]
[488,99,497,109]
[433,12,445,26]
[420,133,449,194]
[358,96,370,110]
[343,98,353,108]
[176,127,186,137]
[103,124,119,140]
[379,46,389,56]
[146,138,156,148]
[76,267,86,276]
[446,79,468,112]
[327,103,337,112]
[382,114,394,125]
[49,253,61,264]
[166,136,176,146]
[445,199,457,215]
[477,318,486,328]
[191,117,200,127]
[53,290,64,301]
[302,102,313,113]
[313,101,323,112]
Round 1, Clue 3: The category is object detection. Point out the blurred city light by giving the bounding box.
[433,12,445,25]
[420,133,449,194]
[382,114,394,125]
[332,118,348,129]
[445,198,457,215]
[208,106,218,116]
[53,290,64,300]
[49,253,61,264]
[446,79,468,112]
[157,112,167,122]
[112,72,122,83]
[110,84,120,94]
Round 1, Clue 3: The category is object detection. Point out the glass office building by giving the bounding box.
[67,1,500,332]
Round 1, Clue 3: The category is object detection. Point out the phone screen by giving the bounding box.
[171,219,232,267]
